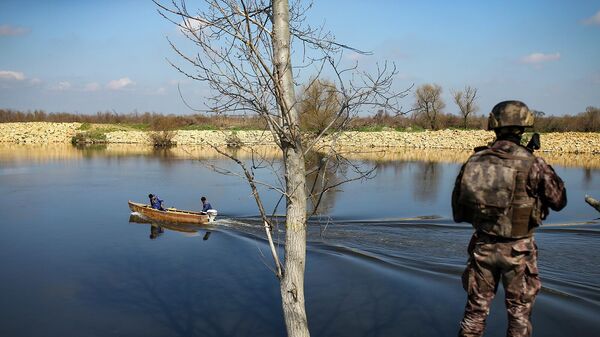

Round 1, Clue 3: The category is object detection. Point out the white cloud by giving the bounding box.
[84,82,100,92]
[0,70,26,80]
[30,78,42,85]
[107,77,135,90]
[0,24,29,36]
[582,10,600,25]
[51,81,72,91]
[156,87,166,95]
[520,52,561,65]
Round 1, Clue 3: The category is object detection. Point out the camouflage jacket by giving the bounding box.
[452,140,567,227]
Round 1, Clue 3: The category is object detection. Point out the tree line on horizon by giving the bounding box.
[1,82,598,133]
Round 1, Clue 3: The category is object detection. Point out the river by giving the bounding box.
[0,144,598,337]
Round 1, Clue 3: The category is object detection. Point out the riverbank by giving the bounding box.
[1,122,600,153]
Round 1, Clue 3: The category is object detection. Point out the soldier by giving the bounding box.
[452,100,567,337]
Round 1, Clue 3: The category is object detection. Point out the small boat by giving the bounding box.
[128,200,218,224]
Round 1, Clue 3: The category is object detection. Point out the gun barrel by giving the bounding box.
[585,195,600,213]
[526,133,541,151]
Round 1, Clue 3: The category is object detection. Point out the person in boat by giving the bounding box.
[452,101,567,337]
[148,194,165,211]
[201,196,213,212]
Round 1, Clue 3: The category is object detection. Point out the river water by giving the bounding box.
[0,144,598,337]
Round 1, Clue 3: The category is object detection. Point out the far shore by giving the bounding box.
[1,121,599,154]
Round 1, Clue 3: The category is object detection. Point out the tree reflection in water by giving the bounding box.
[304,150,376,217]
[305,151,340,215]
[413,161,441,202]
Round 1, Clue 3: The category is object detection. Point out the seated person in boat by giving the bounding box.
[201,196,213,212]
[148,194,165,211]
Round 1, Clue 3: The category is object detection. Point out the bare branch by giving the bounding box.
[155,1,412,334]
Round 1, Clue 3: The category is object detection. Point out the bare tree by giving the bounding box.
[452,85,478,129]
[154,1,408,336]
[414,83,445,130]
[582,106,600,132]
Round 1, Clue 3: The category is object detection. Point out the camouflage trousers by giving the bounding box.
[458,232,542,337]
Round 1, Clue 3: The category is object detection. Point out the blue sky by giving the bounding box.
[1,0,599,116]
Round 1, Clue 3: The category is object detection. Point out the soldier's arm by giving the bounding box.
[529,157,567,211]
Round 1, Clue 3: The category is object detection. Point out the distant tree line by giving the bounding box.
[1,84,599,133]
[0,109,266,130]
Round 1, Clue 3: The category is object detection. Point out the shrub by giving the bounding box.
[149,131,176,148]
[78,122,91,130]
[71,131,107,145]
[225,131,243,148]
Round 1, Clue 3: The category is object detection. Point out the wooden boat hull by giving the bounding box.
[128,201,217,224]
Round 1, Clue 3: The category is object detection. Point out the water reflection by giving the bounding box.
[150,224,164,239]
[582,168,600,184]
[73,143,108,154]
[0,144,282,163]
[1,143,599,224]
[323,146,600,170]
[413,161,441,201]
[128,214,212,240]
[584,168,592,184]
[1,143,600,169]
[305,151,342,215]
[77,234,284,337]
[0,143,600,169]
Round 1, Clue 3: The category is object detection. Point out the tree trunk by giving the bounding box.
[281,146,309,337]
[429,111,436,130]
[272,1,310,336]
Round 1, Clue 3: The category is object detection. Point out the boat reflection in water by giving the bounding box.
[128,213,212,241]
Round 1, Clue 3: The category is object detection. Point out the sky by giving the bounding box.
[0,0,599,116]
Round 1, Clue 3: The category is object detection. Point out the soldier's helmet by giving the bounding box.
[487,100,534,131]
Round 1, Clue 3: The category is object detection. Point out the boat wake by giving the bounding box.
[212,215,600,309]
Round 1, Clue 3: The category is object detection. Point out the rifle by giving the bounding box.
[526,132,540,152]
[585,195,600,213]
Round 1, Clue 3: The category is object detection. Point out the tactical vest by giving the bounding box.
[454,144,540,238]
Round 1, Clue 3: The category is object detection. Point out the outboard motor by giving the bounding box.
[206,209,218,222]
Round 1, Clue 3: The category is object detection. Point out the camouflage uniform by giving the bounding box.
[453,139,567,337]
